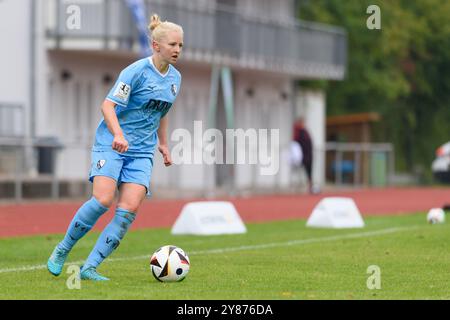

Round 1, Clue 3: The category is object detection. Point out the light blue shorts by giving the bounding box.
[89,151,153,195]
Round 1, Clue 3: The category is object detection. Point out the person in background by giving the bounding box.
[293,117,319,194]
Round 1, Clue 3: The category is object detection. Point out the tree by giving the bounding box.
[298,0,450,179]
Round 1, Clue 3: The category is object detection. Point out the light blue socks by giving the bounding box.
[82,208,136,270]
[58,197,109,251]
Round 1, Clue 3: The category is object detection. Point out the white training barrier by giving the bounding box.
[171,201,247,235]
[306,197,365,228]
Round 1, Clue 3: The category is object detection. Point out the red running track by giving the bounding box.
[0,187,449,238]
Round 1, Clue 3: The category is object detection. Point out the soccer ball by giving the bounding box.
[150,245,190,282]
[427,208,445,224]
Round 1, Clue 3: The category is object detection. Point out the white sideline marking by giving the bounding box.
[0,226,418,274]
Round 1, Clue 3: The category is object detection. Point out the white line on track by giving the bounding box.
[0,225,419,274]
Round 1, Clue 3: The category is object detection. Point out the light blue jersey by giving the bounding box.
[93,57,182,158]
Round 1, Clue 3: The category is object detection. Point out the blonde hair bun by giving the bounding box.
[148,13,184,42]
[149,14,162,32]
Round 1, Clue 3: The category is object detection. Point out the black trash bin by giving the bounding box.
[35,137,63,174]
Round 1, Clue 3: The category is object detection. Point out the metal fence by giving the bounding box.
[0,103,64,201]
[325,142,395,187]
[45,0,347,79]
[0,140,62,202]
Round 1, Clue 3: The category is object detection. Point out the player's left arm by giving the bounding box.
[157,114,172,167]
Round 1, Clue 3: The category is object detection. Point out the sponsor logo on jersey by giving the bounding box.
[143,99,173,116]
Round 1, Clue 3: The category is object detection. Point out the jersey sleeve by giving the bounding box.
[106,64,142,107]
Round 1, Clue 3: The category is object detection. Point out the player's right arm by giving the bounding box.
[103,62,143,153]
[101,99,129,153]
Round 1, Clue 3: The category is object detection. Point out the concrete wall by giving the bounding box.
[0,0,31,130]
[233,71,292,191]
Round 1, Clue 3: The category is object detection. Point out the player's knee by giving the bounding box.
[116,201,140,214]
[93,193,114,208]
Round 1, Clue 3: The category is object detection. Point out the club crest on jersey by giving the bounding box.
[97,160,106,169]
[171,84,177,96]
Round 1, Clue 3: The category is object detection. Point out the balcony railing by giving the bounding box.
[45,0,347,79]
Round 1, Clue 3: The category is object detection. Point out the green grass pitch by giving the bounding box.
[0,213,449,299]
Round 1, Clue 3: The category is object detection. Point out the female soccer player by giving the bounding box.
[47,14,183,281]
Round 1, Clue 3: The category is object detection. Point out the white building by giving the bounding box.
[0,0,346,199]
